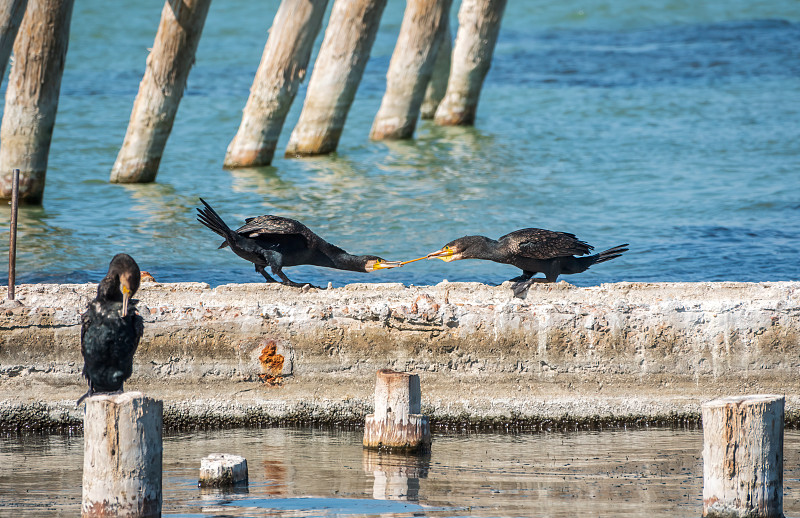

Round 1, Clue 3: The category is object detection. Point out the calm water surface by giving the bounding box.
[1,0,799,287]
[2,427,799,517]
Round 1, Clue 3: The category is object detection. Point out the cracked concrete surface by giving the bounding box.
[1,280,798,430]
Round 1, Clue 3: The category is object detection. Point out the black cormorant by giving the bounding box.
[78,253,144,406]
[410,228,628,289]
[196,198,402,286]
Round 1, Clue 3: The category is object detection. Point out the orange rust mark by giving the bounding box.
[258,340,284,386]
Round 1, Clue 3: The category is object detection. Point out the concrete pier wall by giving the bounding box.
[1,281,798,430]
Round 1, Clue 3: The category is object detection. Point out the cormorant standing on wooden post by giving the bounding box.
[404,228,628,295]
[196,198,402,287]
[77,254,143,406]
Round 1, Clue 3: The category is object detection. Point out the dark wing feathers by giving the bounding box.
[234,215,314,244]
[500,228,593,259]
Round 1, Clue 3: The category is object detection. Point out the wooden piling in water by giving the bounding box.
[285,0,388,157]
[420,15,451,120]
[702,394,784,518]
[0,0,27,91]
[433,0,506,126]
[82,392,163,518]
[0,0,74,203]
[224,0,328,169]
[369,0,452,140]
[363,369,430,452]
[110,0,212,184]
[199,454,249,488]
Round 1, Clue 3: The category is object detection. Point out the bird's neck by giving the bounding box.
[312,242,370,272]
[469,237,505,261]
[329,251,372,272]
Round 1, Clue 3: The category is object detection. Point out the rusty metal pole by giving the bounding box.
[7,168,19,300]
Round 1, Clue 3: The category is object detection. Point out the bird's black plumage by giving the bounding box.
[196,198,400,286]
[78,253,143,406]
[426,228,628,288]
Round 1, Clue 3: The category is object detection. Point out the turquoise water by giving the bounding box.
[3,427,799,517]
[1,0,799,287]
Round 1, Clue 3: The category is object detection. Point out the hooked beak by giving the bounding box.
[399,246,457,266]
[370,260,404,271]
[425,246,456,262]
[121,285,131,316]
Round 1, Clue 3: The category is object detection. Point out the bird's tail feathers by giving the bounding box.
[196,198,235,242]
[591,244,629,264]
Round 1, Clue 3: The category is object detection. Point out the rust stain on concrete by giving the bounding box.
[258,339,284,386]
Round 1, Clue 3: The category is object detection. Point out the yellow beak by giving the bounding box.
[371,260,404,271]
[121,285,131,316]
[425,246,456,262]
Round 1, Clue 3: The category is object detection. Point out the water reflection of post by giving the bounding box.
[363,449,430,501]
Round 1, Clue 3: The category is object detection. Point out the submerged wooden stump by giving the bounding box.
[369,0,452,140]
[0,0,74,203]
[434,0,506,126]
[285,0,388,157]
[199,453,249,488]
[110,0,211,183]
[363,369,430,452]
[82,392,163,518]
[224,0,328,168]
[702,394,784,518]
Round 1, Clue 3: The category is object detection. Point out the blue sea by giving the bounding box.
[1,0,799,287]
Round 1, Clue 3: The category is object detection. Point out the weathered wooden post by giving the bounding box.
[0,0,27,90]
[199,454,249,488]
[0,0,74,203]
[224,0,328,168]
[369,0,452,140]
[82,392,163,518]
[110,0,212,184]
[420,15,451,120]
[7,169,19,301]
[702,394,784,518]
[433,0,506,126]
[284,0,388,157]
[363,369,430,452]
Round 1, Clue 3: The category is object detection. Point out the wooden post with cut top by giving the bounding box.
[110,0,212,184]
[285,0,388,157]
[434,0,506,126]
[224,0,329,168]
[369,0,452,140]
[82,392,163,518]
[0,0,74,203]
[363,369,431,452]
[702,394,784,518]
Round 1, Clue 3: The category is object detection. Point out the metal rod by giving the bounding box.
[8,169,19,300]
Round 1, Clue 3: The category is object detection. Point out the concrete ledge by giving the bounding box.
[1,281,798,430]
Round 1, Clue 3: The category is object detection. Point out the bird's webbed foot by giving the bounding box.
[508,271,535,283]
[511,278,552,298]
[271,266,318,289]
